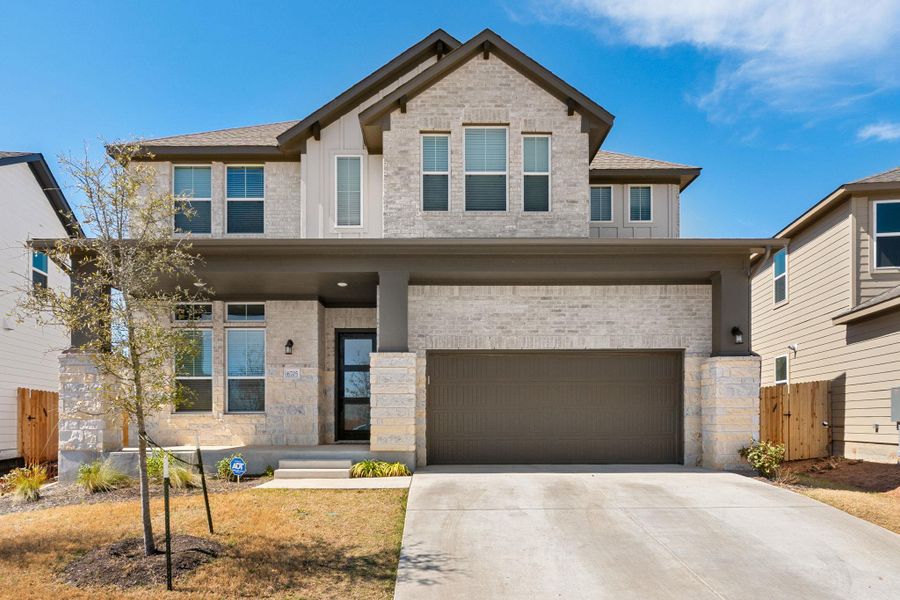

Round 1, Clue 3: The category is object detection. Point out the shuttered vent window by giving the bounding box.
[523,135,550,212]
[173,166,212,233]
[32,251,48,289]
[336,156,362,226]
[874,201,900,268]
[629,186,652,222]
[175,329,213,412]
[590,186,612,222]
[773,248,788,304]
[226,166,264,234]
[465,128,507,211]
[227,329,265,412]
[422,135,449,211]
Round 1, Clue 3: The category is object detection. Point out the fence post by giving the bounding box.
[163,454,173,591]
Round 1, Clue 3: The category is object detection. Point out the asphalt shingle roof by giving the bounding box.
[0,151,34,159]
[851,166,900,184]
[590,150,698,171]
[142,120,300,147]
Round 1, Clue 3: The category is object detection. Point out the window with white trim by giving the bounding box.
[173,166,212,233]
[590,186,612,222]
[336,156,362,226]
[465,127,507,211]
[628,186,652,222]
[774,355,788,385]
[226,303,265,322]
[523,135,550,212]
[873,200,900,268]
[773,248,787,304]
[174,303,212,322]
[227,328,265,412]
[32,251,48,289]
[175,329,212,412]
[422,134,449,211]
[226,166,264,234]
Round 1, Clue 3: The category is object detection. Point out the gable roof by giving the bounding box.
[590,150,701,190]
[142,120,299,147]
[852,166,900,184]
[832,283,900,325]
[357,29,614,158]
[276,29,461,152]
[0,152,82,237]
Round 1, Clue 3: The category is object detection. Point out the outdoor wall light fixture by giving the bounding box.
[284,339,294,355]
[337,282,348,288]
[731,326,744,344]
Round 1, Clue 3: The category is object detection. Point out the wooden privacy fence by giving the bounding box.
[760,381,830,461]
[17,387,59,465]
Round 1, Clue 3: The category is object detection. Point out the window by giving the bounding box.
[227,329,265,412]
[465,128,507,211]
[523,135,550,212]
[31,251,48,289]
[774,355,788,385]
[590,186,612,222]
[336,156,362,226]
[173,166,212,234]
[873,200,900,268]
[628,186,652,222]
[422,134,449,211]
[773,248,788,304]
[175,330,212,412]
[226,303,265,322]
[174,303,213,322]
[226,166,264,234]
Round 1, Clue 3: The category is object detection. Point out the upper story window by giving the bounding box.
[774,355,788,385]
[336,156,362,227]
[226,166,264,234]
[523,135,550,212]
[422,134,450,211]
[173,166,212,234]
[628,186,652,222]
[226,303,265,322]
[31,251,48,289]
[590,186,612,222]
[773,248,788,304]
[873,200,900,269]
[175,329,213,412]
[465,127,507,211]
[174,303,213,322]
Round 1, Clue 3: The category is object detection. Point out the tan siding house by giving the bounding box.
[751,167,900,463]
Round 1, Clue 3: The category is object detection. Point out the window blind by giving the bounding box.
[590,187,612,221]
[336,157,362,226]
[629,186,651,221]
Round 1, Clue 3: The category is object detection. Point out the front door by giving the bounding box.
[336,331,376,441]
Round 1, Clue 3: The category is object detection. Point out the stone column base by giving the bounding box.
[701,355,761,470]
[369,352,417,469]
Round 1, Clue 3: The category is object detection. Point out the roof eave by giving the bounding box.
[1,153,83,237]
[589,168,702,191]
[131,145,296,162]
[833,295,900,325]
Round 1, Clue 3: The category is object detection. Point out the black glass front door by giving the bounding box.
[336,331,376,441]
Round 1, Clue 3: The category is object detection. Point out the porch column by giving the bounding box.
[70,252,110,348]
[711,268,751,356]
[369,352,417,469]
[700,355,761,470]
[377,271,409,352]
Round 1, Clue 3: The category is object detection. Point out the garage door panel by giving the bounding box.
[426,351,682,464]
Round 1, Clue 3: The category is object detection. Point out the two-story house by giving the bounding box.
[0,152,81,470]
[752,167,900,464]
[56,29,780,479]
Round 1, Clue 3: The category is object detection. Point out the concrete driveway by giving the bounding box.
[394,465,900,600]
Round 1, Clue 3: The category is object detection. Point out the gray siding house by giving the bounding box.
[57,29,775,478]
[752,167,900,463]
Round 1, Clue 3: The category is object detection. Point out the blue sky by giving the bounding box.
[2,1,899,237]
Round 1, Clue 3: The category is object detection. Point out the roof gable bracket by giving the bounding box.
[566,98,576,117]
[311,121,321,141]
[399,95,408,114]
[435,40,447,60]
[482,41,491,60]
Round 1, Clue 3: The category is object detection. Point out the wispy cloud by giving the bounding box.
[526,0,900,119]
[858,122,900,142]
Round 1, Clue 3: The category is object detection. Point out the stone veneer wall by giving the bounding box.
[382,55,590,238]
[369,352,417,466]
[701,356,761,470]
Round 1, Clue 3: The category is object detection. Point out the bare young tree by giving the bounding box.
[14,143,206,556]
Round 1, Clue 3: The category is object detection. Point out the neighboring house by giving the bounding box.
[0,152,81,468]
[752,167,900,464]
[57,29,777,478]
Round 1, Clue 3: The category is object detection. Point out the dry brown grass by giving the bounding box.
[0,487,407,599]
[796,483,900,535]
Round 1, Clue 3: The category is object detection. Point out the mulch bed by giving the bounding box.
[788,457,900,496]
[0,475,267,516]
[62,535,223,588]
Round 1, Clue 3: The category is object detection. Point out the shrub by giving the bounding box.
[264,465,275,478]
[145,448,170,480]
[77,459,130,493]
[168,465,199,489]
[146,448,198,488]
[6,465,48,502]
[216,453,244,481]
[350,460,412,478]
[739,440,786,479]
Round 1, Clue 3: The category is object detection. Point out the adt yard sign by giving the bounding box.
[230,456,247,480]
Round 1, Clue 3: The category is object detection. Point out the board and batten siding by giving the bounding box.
[589,183,680,238]
[752,199,900,462]
[0,162,71,460]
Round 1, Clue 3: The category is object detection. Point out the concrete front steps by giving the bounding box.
[273,458,352,480]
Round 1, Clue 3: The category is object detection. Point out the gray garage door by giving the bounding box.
[426,351,682,464]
